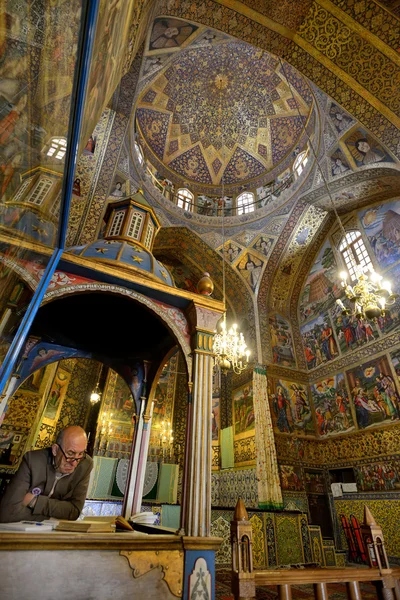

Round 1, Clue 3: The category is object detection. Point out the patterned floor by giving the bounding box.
[215,570,379,599]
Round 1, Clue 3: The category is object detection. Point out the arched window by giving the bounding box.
[109,210,125,237]
[237,192,255,215]
[27,177,54,205]
[293,151,308,177]
[46,137,67,160]
[177,188,193,211]
[144,221,155,249]
[127,211,144,240]
[134,141,144,166]
[339,230,373,282]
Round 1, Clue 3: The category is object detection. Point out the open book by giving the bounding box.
[55,515,134,533]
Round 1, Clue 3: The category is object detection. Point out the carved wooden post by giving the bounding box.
[278,584,292,600]
[231,499,256,600]
[361,505,396,600]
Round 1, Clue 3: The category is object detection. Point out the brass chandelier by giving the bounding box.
[336,268,398,322]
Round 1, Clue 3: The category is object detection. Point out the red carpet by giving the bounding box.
[215,569,379,599]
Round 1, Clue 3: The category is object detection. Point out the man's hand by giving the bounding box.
[22,492,36,507]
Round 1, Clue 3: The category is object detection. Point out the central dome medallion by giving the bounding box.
[135,41,314,191]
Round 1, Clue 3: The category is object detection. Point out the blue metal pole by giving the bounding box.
[0,0,99,393]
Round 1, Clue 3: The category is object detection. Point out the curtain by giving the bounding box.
[253,365,283,509]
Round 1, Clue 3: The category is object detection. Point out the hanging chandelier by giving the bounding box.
[336,268,398,322]
[90,381,101,405]
[212,77,250,375]
[213,315,250,374]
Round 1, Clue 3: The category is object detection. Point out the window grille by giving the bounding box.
[27,178,53,206]
[237,192,255,215]
[127,211,143,240]
[339,231,373,281]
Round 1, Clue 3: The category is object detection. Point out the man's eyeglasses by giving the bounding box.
[57,444,86,463]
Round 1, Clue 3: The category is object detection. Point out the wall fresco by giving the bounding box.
[331,302,379,356]
[270,378,314,435]
[359,199,400,271]
[232,382,255,439]
[310,374,354,437]
[299,241,339,324]
[301,315,339,370]
[269,314,296,368]
[355,462,400,492]
[279,464,304,491]
[346,356,400,430]
[344,128,394,168]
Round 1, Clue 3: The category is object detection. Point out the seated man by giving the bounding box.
[0,425,93,523]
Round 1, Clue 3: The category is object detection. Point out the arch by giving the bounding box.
[41,282,192,373]
[176,188,194,211]
[237,192,255,215]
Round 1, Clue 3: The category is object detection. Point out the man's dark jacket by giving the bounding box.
[0,447,93,522]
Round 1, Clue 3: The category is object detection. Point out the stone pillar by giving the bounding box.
[181,300,223,537]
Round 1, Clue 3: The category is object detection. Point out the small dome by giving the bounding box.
[67,193,175,287]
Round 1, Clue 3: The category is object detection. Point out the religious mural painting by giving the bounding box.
[42,366,71,426]
[219,240,242,264]
[299,241,339,324]
[232,382,255,439]
[0,429,26,468]
[346,356,400,430]
[108,172,132,199]
[344,128,394,168]
[330,149,351,178]
[270,378,314,435]
[279,464,304,491]
[252,235,275,258]
[359,199,400,270]
[269,314,296,368]
[390,348,400,381]
[331,301,379,355]
[328,102,355,135]
[310,374,354,437]
[355,462,400,492]
[237,252,263,293]
[300,315,339,370]
[304,471,326,494]
[148,18,198,51]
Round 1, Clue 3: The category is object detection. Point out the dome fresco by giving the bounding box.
[135,41,314,191]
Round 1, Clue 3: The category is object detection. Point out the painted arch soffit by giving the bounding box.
[152,0,400,158]
[42,282,192,374]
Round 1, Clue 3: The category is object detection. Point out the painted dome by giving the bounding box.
[135,41,314,191]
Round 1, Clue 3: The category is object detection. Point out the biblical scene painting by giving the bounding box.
[331,301,379,355]
[279,464,304,491]
[305,471,326,494]
[299,241,339,324]
[0,429,26,468]
[149,353,178,454]
[42,367,71,426]
[270,379,314,435]
[310,374,354,437]
[355,462,400,492]
[269,314,296,368]
[359,199,400,270]
[300,315,339,370]
[344,128,393,168]
[390,348,400,381]
[237,253,264,293]
[346,356,400,430]
[232,383,255,439]
[107,373,137,423]
[375,261,400,335]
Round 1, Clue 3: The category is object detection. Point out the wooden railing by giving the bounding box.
[230,499,400,600]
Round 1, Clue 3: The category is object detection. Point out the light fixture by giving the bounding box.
[90,381,101,405]
[278,57,397,324]
[336,267,398,322]
[212,75,250,374]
